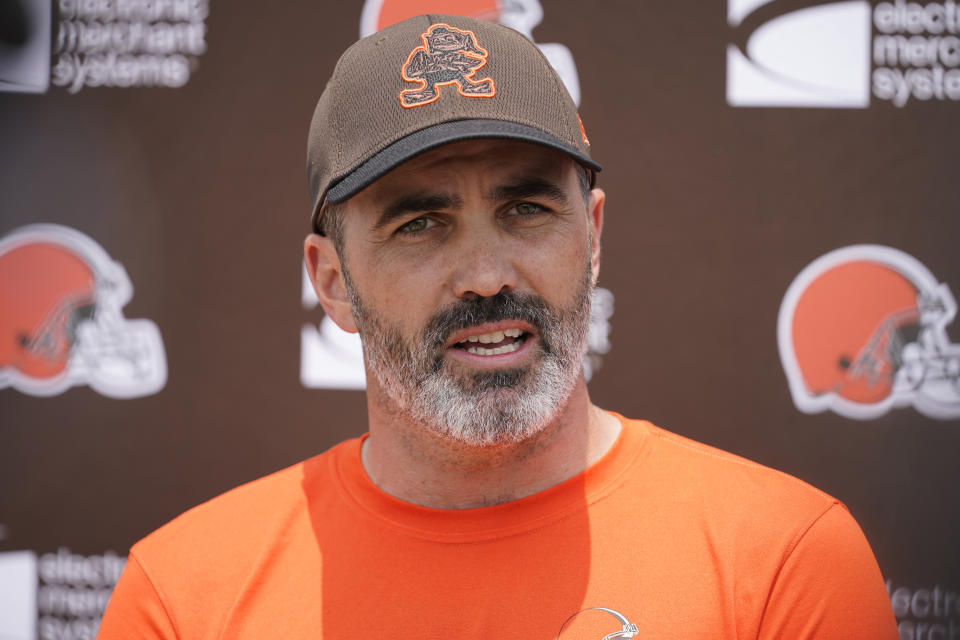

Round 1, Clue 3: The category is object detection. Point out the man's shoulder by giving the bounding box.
[612,417,896,638]
[623,416,841,521]
[620,417,871,596]
[131,437,356,570]
[101,439,360,637]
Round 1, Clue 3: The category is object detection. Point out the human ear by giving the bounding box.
[303,234,358,333]
[587,188,605,285]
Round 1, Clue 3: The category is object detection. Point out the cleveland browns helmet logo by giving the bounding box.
[778,245,960,420]
[557,607,638,639]
[399,23,496,107]
[0,224,167,399]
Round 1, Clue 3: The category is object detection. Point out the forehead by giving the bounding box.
[348,139,577,207]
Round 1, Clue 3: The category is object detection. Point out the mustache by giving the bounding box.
[422,291,559,352]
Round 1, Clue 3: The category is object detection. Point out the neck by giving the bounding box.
[360,376,621,509]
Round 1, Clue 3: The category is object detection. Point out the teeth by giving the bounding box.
[479,330,504,344]
[459,328,524,344]
[466,341,523,356]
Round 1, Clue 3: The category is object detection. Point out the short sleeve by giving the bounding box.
[756,502,898,639]
[97,552,179,640]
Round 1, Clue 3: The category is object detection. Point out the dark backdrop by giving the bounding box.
[1,1,957,638]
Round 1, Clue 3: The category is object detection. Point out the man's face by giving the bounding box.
[335,139,602,446]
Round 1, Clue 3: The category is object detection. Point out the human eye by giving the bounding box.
[513,202,543,216]
[504,201,551,220]
[396,216,434,234]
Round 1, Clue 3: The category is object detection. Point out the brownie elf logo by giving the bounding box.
[399,23,496,107]
[361,0,582,105]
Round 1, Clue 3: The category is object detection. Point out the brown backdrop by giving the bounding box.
[1,1,958,637]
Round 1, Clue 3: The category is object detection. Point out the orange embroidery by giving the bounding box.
[399,23,496,108]
[577,113,590,147]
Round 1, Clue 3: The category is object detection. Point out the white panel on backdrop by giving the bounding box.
[726,1,871,107]
[0,551,38,640]
[300,266,366,390]
[300,318,367,390]
[0,0,50,93]
[727,0,771,27]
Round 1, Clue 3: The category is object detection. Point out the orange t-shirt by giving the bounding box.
[97,415,897,639]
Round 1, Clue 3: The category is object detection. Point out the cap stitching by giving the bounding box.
[539,40,576,148]
[330,40,365,174]
[333,61,343,173]
[507,29,580,149]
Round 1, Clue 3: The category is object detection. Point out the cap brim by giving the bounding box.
[325,118,602,204]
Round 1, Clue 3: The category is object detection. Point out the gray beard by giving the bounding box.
[346,263,593,447]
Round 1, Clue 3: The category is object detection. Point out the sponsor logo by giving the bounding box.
[53,0,208,93]
[584,286,614,382]
[727,0,960,108]
[360,0,582,105]
[0,224,168,399]
[0,550,38,640]
[727,0,872,107]
[0,547,126,640]
[0,0,51,93]
[399,23,495,108]
[557,606,638,638]
[0,0,209,94]
[300,265,366,390]
[887,580,960,638]
[778,245,960,420]
[872,0,960,106]
[37,548,126,640]
[300,266,615,390]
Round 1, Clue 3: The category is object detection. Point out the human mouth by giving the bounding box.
[456,328,527,355]
[446,323,535,362]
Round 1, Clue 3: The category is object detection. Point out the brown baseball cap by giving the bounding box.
[306,13,601,233]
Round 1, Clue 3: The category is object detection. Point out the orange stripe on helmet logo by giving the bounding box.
[399,23,496,108]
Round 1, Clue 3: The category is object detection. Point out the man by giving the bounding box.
[98,15,898,639]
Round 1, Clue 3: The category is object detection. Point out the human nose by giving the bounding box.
[448,230,518,300]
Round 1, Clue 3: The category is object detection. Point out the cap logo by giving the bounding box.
[399,23,496,108]
[577,113,590,146]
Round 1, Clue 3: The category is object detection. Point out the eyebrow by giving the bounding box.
[374,192,463,230]
[490,178,570,206]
